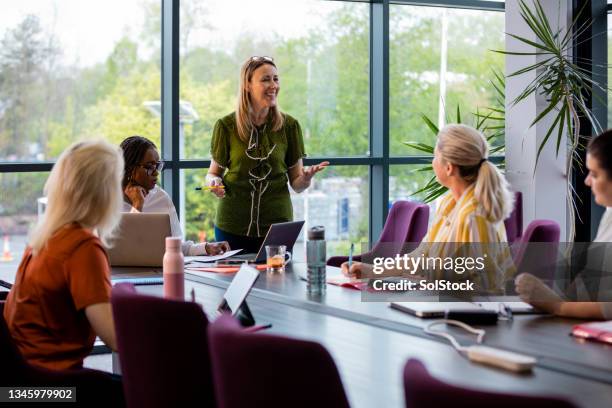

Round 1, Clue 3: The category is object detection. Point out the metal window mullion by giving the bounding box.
[161,0,180,217]
[579,0,608,240]
[0,163,54,173]
[370,0,390,247]
[389,0,504,11]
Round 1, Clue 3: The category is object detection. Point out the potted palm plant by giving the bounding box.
[494,0,607,241]
[404,70,506,203]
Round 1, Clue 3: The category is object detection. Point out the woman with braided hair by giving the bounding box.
[120,135,230,256]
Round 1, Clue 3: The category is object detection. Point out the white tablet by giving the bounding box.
[221,264,260,315]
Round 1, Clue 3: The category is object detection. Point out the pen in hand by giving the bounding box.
[195,185,225,191]
[190,288,196,302]
[348,243,354,269]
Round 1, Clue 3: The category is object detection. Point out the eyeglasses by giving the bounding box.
[137,161,164,175]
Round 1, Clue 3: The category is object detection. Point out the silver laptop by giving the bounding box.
[230,221,305,263]
[107,213,172,267]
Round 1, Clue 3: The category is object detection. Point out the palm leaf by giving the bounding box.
[420,113,438,135]
[403,142,434,154]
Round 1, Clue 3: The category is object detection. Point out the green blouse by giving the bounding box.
[210,112,306,237]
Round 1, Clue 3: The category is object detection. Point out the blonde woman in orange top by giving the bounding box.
[3,140,123,370]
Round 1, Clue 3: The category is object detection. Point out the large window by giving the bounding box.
[389,5,504,157]
[0,172,46,281]
[178,0,370,256]
[1,1,507,270]
[0,1,161,161]
[0,1,160,275]
[178,0,369,160]
[183,165,369,260]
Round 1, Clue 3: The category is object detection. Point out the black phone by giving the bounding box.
[445,309,498,325]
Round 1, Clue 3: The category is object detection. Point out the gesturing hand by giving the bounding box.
[303,161,329,181]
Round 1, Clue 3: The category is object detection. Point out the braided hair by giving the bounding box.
[119,136,157,188]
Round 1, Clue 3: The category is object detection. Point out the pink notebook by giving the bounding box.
[326,276,369,291]
[571,320,612,344]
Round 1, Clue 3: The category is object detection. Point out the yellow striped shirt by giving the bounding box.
[418,185,515,292]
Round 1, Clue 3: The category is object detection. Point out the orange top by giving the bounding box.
[3,224,111,370]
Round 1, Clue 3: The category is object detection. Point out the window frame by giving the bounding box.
[0,0,506,246]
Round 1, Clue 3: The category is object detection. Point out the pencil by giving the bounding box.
[195,185,225,191]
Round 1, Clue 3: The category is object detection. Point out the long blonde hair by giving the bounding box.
[30,140,124,254]
[235,57,284,143]
[436,124,513,223]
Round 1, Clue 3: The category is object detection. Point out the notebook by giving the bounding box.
[111,276,164,286]
[571,321,612,344]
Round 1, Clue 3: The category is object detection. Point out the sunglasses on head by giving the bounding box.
[250,56,274,63]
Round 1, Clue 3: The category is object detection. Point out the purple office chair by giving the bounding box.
[327,200,429,267]
[512,220,561,282]
[111,283,215,408]
[0,300,124,407]
[208,314,350,408]
[504,191,523,243]
[403,359,576,408]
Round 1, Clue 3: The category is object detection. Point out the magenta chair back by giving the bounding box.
[513,220,561,282]
[0,300,123,407]
[403,359,576,408]
[208,314,350,408]
[504,191,523,243]
[111,283,215,408]
[327,200,429,267]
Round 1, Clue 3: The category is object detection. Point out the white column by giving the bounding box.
[505,0,571,240]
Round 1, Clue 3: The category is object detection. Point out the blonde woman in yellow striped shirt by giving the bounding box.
[343,124,515,292]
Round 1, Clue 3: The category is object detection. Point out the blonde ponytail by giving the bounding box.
[437,124,513,223]
[474,160,513,223]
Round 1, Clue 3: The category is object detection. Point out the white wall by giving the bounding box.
[505,0,572,240]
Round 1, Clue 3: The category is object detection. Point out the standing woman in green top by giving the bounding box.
[206,56,329,252]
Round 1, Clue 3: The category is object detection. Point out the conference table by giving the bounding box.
[111,263,612,408]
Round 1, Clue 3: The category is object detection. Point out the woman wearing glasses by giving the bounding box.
[206,56,328,252]
[120,135,230,256]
